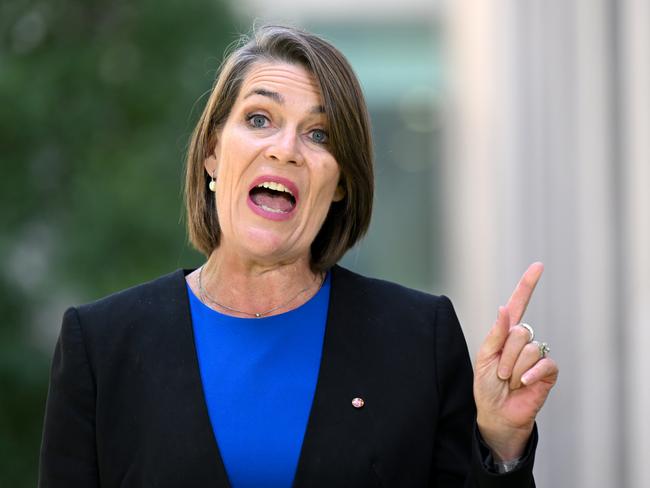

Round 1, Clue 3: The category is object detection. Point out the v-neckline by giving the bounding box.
[185,271,331,488]
[167,265,382,487]
[177,266,344,488]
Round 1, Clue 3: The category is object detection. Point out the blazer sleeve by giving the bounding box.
[39,307,100,487]
[431,296,536,487]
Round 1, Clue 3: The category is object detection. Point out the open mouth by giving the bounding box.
[247,177,299,220]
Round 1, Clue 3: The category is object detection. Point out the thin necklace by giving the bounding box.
[197,265,323,318]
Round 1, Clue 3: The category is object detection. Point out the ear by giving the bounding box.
[203,142,219,177]
[332,183,345,202]
[204,153,217,177]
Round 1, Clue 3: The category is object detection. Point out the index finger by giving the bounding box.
[506,262,544,325]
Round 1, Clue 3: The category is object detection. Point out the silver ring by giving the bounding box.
[533,341,551,359]
[517,323,535,343]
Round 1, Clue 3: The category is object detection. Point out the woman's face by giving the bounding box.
[206,61,344,267]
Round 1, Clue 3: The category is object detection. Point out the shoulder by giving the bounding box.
[328,266,472,394]
[331,264,455,314]
[330,265,460,337]
[74,269,188,318]
[66,269,190,345]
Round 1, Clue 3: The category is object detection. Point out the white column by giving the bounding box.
[621,0,650,486]
[442,0,503,358]
[573,0,619,485]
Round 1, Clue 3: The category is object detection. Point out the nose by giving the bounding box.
[264,128,304,166]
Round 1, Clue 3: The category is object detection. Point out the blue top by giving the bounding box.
[187,273,330,488]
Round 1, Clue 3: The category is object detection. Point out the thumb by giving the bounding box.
[476,306,510,363]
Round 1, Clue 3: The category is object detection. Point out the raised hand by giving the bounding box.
[473,262,559,461]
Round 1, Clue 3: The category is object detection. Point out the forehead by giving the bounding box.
[238,61,323,104]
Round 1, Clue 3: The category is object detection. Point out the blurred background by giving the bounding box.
[1,0,647,486]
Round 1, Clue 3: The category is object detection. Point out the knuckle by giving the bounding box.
[539,357,556,368]
[537,358,558,376]
[525,343,540,356]
[511,327,530,342]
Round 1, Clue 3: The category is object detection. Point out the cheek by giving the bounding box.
[308,163,341,218]
[321,162,342,198]
[215,134,259,191]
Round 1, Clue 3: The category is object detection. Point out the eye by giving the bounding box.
[247,114,269,128]
[309,128,328,144]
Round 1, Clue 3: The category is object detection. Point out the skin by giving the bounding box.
[474,262,559,461]
[188,61,559,461]
[187,62,344,314]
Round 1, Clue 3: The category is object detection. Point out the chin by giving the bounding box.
[240,227,301,263]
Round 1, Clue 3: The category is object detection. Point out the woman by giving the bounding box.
[39,25,558,487]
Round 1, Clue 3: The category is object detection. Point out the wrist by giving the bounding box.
[476,417,533,462]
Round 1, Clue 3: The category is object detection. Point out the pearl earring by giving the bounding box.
[208,170,216,192]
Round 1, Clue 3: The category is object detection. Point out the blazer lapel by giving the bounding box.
[292,265,382,487]
[156,269,232,487]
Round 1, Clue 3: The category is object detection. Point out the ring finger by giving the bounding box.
[510,341,545,389]
[497,324,533,380]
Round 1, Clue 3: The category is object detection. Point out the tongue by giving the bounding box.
[251,190,294,212]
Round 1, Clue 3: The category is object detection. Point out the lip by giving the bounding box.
[247,174,300,222]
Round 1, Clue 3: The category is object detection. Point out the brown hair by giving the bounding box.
[184,24,374,272]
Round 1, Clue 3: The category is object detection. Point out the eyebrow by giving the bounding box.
[244,87,326,114]
[245,88,284,104]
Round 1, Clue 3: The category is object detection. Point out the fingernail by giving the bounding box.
[498,367,510,380]
[521,373,532,385]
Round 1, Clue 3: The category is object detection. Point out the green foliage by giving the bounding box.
[0,0,235,484]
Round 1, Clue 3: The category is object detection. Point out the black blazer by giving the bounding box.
[39,265,536,487]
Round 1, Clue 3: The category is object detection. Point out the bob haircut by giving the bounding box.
[184,25,374,272]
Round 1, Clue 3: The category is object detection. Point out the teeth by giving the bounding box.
[257,181,293,196]
[259,204,288,213]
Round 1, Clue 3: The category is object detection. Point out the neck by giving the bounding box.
[188,248,322,318]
